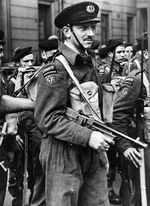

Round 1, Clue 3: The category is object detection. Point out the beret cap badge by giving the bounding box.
[86,5,95,13]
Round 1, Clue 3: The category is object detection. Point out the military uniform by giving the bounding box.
[33,2,113,205]
[8,47,43,206]
[112,68,150,206]
[0,72,16,206]
[34,41,109,206]
[0,73,9,190]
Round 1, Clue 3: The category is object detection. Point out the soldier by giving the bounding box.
[124,43,134,62]
[0,29,35,206]
[98,38,126,205]
[34,2,114,206]
[121,43,134,76]
[0,28,13,206]
[112,37,150,206]
[8,47,42,206]
[30,36,60,206]
[39,35,59,64]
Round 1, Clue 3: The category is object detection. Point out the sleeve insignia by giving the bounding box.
[43,65,57,78]
[121,88,128,96]
[45,74,55,84]
[123,77,134,86]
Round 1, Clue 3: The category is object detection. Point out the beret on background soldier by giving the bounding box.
[99,45,108,59]
[0,29,5,45]
[54,1,101,29]
[124,42,133,48]
[91,40,100,50]
[39,35,59,51]
[12,47,32,62]
[105,38,124,52]
[91,39,100,54]
[98,38,124,59]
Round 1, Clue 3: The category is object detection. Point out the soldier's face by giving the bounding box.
[124,46,133,60]
[0,44,4,66]
[20,54,34,68]
[71,22,97,50]
[115,45,125,63]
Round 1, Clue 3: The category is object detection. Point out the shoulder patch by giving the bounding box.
[45,75,55,84]
[123,77,134,86]
[120,87,129,96]
[43,65,57,78]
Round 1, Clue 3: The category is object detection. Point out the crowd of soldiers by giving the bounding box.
[0,1,150,206]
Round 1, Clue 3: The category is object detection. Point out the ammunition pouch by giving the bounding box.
[70,81,101,120]
[102,83,115,123]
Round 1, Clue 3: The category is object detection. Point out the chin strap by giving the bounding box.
[70,26,85,52]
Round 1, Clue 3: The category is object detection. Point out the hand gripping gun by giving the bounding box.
[66,107,148,149]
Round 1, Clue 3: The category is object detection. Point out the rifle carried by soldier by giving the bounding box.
[135,32,149,206]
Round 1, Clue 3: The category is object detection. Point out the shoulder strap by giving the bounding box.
[143,73,150,98]
[134,59,141,70]
[133,59,149,97]
[55,55,102,121]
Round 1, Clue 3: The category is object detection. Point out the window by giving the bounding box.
[141,8,147,33]
[38,4,52,41]
[127,16,134,43]
[101,13,109,45]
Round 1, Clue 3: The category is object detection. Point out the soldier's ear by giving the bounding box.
[62,26,72,38]
[108,51,113,58]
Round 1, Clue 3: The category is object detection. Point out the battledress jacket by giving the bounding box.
[111,68,147,153]
[0,73,10,123]
[0,72,16,187]
[34,42,103,148]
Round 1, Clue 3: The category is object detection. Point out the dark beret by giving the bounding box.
[99,45,108,59]
[54,1,100,29]
[39,36,59,51]
[124,42,133,48]
[106,38,124,52]
[91,40,100,50]
[12,47,32,62]
[0,29,5,45]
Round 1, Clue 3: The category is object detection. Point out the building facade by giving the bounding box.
[0,0,148,62]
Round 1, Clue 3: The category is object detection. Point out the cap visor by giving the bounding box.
[78,18,101,24]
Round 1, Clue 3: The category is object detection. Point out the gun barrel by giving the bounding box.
[66,107,148,148]
[93,118,147,148]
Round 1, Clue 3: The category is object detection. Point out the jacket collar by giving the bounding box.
[58,42,79,66]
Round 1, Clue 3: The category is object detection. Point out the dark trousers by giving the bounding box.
[31,136,109,206]
[0,168,7,206]
[129,145,150,206]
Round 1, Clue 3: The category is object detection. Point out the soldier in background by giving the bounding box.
[8,47,42,206]
[111,37,150,206]
[0,28,16,206]
[39,35,59,64]
[121,43,134,76]
[0,29,35,206]
[30,35,59,206]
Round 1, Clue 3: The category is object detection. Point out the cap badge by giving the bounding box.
[86,5,95,13]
